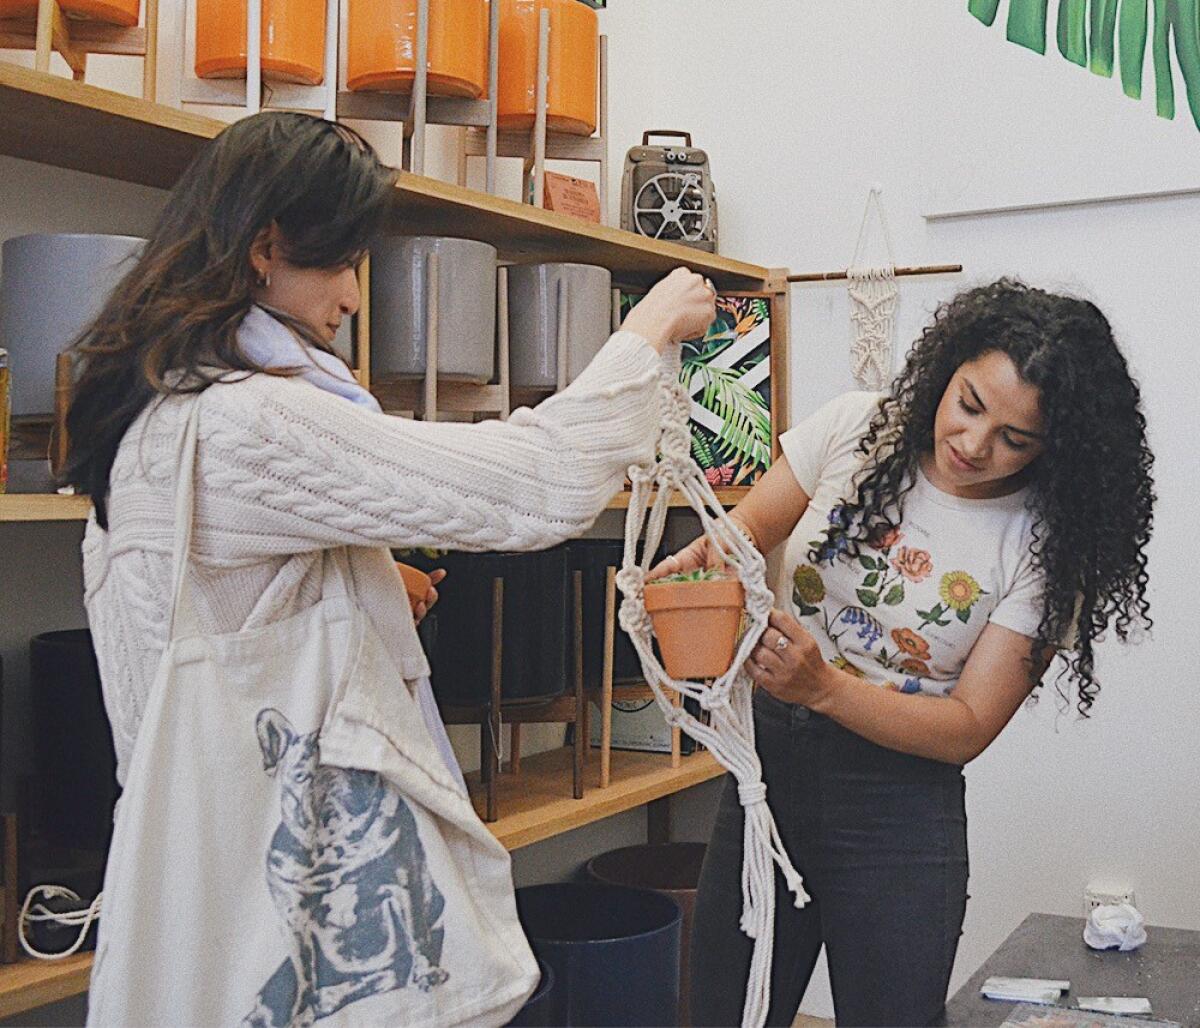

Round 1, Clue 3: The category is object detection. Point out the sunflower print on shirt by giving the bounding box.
[797,508,990,693]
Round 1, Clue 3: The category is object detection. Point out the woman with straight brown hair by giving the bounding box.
[66,110,715,1026]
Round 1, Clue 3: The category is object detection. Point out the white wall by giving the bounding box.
[599,0,1200,1017]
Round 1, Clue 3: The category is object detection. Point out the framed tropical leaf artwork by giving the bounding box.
[620,291,774,487]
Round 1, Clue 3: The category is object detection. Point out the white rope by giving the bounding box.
[847,187,899,391]
[617,349,809,1028]
[19,885,102,960]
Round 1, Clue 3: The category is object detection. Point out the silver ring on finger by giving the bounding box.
[774,634,790,652]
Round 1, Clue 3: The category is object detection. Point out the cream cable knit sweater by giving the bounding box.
[83,331,661,785]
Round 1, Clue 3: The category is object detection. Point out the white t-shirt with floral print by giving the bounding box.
[776,391,1046,697]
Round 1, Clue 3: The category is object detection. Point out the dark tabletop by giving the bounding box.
[944,913,1200,1027]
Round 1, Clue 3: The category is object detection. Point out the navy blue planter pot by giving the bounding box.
[506,958,556,1026]
[515,882,682,1027]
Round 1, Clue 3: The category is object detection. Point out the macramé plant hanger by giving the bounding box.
[616,348,809,1028]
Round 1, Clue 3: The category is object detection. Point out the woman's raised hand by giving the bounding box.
[621,267,717,354]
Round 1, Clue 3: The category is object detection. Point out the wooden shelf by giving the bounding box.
[0,747,722,1017]
[0,488,745,522]
[604,487,747,510]
[0,64,774,291]
[0,953,92,1020]
[0,494,90,522]
[472,745,723,851]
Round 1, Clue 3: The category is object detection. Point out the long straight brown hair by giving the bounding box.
[63,112,396,528]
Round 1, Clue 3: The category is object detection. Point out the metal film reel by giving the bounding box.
[632,171,712,242]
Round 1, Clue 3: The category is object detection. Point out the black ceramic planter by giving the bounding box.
[564,539,645,687]
[515,882,682,1027]
[424,548,572,707]
[28,629,120,851]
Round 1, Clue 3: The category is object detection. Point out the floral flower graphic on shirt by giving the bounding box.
[890,546,933,583]
[941,571,983,610]
[809,506,853,566]
[916,570,989,628]
[829,655,868,679]
[798,509,993,695]
[891,627,931,661]
[792,565,826,616]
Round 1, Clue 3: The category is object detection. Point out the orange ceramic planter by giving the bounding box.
[644,578,745,681]
[396,562,433,613]
[0,0,138,25]
[195,0,327,86]
[347,0,487,96]
[497,0,597,136]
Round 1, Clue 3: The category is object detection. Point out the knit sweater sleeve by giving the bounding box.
[191,331,662,560]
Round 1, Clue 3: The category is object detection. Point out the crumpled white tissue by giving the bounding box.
[1083,902,1147,952]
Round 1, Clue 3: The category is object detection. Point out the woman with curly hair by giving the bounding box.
[665,279,1155,1027]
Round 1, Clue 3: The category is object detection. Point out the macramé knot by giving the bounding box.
[738,782,768,806]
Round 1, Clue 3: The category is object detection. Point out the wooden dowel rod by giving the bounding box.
[788,263,963,284]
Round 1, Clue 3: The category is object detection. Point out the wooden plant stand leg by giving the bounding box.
[671,691,683,769]
[599,565,615,788]
[572,569,584,800]
[485,576,504,822]
[509,722,522,774]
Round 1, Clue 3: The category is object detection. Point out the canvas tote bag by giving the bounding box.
[88,398,538,1027]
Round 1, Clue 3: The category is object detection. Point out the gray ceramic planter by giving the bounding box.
[507,263,612,389]
[0,234,144,415]
[370,236,497,382]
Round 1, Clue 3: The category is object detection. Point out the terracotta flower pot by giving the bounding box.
[395,561,432,612]
[643,578,744,680]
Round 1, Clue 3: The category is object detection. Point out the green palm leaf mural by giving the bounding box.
[619,292,774,486]
[968,0,1200,131]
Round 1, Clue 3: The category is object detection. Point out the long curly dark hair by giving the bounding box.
[815,279,1155,715]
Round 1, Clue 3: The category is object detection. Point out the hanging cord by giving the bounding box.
[847,187,899,391]
[19,885,102,960]
[617,348,809,1028]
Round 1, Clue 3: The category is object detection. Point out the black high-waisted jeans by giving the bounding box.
[690,690,969,1027]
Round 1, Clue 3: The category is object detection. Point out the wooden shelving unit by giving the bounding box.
[0,747,724,1018]
[0,488,749,523]
[0,494,90,523]
[0,953,92,1020]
